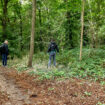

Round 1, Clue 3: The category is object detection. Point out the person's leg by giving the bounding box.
[53,53,56,67]
[48,54,52,68]
[2,54,7,66]
[4,54,7,66]
[2,54,5,66]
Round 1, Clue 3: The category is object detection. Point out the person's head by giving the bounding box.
[4,40,8,45]
[50,38,55,43]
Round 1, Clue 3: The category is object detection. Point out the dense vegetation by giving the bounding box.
[0,1,105,104]
[0,0,105,54]
[8,47,105,84]
[0,0,105,80]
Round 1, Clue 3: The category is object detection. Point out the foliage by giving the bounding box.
[84,91,92,96]
[13,48,104,82]
[0,0,105,57]
[96,102,105,105]
[0,0,105,85]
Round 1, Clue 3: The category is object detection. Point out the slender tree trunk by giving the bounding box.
[66,11,74,48]
[95,1,101,48]
[20,15,23,51]
[28,0,36,67]
[19,1,23,51]
[39,8,41,26]
[87,0,96,48]
[64,0,74,48]
[2,0,9,40]
[38,8,43,51]
[80,0,85,61]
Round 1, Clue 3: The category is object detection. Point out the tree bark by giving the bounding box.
[19,1,23,51]
[64,0,74,48]
[28,0,36,67]
[80,0,85,61]
[20,14,23,51]
[87,0,96,48]
[2,0,9,40]
[66,11,74,48]
[38,8,43,51]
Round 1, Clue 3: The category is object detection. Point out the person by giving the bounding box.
[0,40,9,66]
[47,39,59,68]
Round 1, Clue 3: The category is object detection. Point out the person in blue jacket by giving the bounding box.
[0,40,9,66]
[47,39,59,68]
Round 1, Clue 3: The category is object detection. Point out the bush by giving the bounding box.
[34,48,105,81]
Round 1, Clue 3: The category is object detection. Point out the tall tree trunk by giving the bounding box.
[66,11,74,48]
[39,8,41,26]
[95,0,101,48]
[38,8,43,51]
[87,0,96,48]
[20,14,23,51]
[19,1,23,51]
[80,0,85,61]
[28,0,36,67]
[64,0,74,48]
[2,0,9,40]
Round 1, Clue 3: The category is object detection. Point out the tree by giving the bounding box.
[80,0,85,61]
[19,0,23,51]
[0,0,105,59]
[0,0,10,40]
[87,0,95,48]
[28,0,36,67]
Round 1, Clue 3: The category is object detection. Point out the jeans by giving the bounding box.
[2,54,7,66]
[48,51,56,67]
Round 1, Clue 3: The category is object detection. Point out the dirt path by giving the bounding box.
[0,67,31,105]
[0,66,105,105]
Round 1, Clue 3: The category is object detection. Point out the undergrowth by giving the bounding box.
[9,48,105,82]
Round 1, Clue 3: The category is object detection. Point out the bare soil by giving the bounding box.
[0,66,105,105]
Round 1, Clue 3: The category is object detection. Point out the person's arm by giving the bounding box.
[0,44,4,54]
[0,46,2,54]
[47,44,51,53]
[0,44,4,49]
[56,44,59,52]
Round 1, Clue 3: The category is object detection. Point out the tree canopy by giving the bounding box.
[0,0,105,57]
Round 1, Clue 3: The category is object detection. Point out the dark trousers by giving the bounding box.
[2,54,7,66]
[48,52,56,67]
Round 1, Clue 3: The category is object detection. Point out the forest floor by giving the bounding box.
[0,66,105,105]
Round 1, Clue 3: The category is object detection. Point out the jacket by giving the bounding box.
[0,43,9,55]
[48,42,59,53]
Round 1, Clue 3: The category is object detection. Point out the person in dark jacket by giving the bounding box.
[0,40,9,66]
[48,39,59,68]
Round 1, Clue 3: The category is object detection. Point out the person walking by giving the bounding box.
[48,39,59,68]
[0,40,9,66]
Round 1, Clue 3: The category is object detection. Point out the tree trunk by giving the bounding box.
[28,0,36,67]
[95,0,101,48]
[87,0,96,48]
[66,11,74,48]
[39,8,41,26]
[19,1,23,51]
[38,8,43,51]
[2,0,9,40]
[79,0,85,61]
[64,0,74,48]
[20,14,23,51]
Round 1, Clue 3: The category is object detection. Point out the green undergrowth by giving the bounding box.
[31,48,105,81]
[9,47,105,83]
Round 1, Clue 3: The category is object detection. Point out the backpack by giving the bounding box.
[50,43,56,52]
[0,46,3,54]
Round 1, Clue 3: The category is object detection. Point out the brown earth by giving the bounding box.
[0,66,105,105]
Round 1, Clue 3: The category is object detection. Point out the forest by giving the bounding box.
[0,0,105,105]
